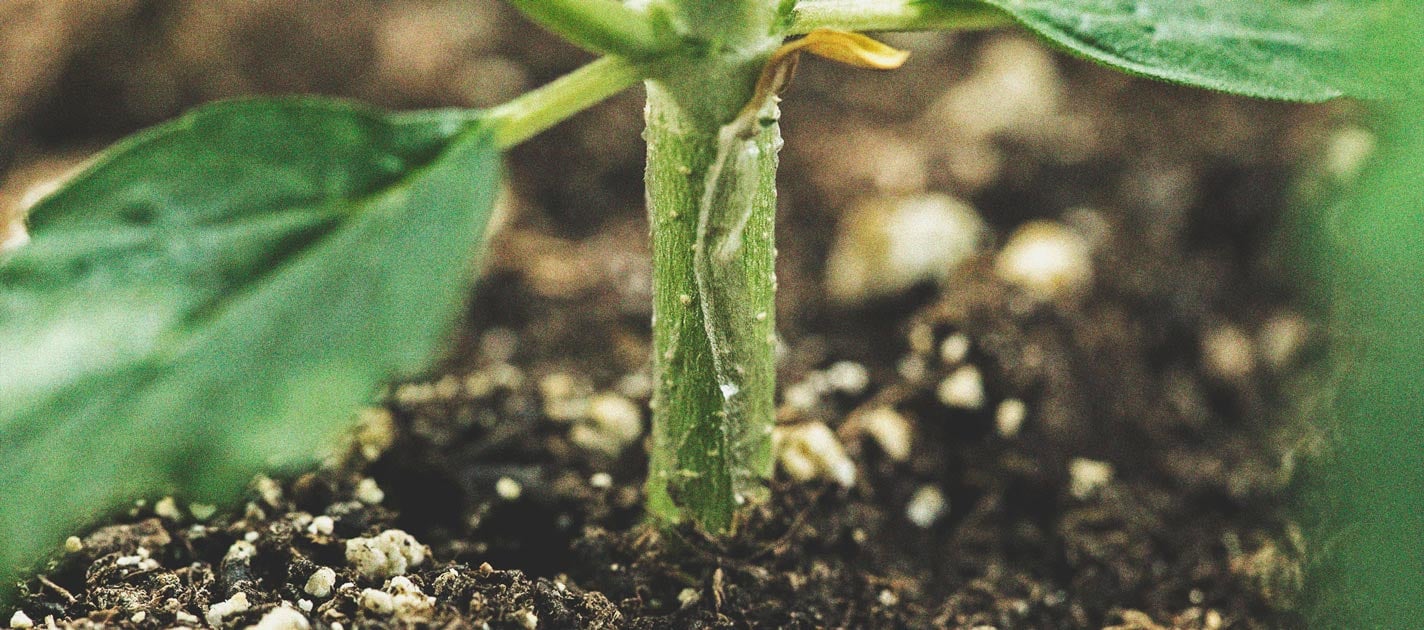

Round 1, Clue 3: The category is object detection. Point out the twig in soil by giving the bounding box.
[36,576,75,604]
[711,567,725,612]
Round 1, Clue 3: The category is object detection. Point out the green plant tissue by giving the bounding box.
[0,98,499,601]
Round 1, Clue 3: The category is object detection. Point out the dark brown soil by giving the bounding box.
[3,2,1352,628]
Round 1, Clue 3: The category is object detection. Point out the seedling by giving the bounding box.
[0,0,1403,599]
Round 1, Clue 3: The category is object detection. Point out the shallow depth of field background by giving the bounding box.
[2,1,1421,627]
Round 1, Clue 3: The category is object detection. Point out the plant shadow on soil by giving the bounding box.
[7,11,1351,629]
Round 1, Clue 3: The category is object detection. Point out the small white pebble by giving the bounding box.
[9,611,33,629]
[514,609,539,630]
[995,399,1028,438]
[774,422,857,488]
[675,588,701,608]
[175,611,200,625]
[589,472,613,489]
[297,599,313,613]
[308,516,335,537]
[827,194,986,304]
[244,531,260,543]
[937,365,985,410]
[878,589,900,606]
[330,623,344,630]
[905,485,948,528]
[1069,458,1114,499]
[360,588,395,615]
[495,477,523,501]
[345,530,426,580]
[581,393,643,451]
[355,478,385,505]
[539,373,591,422]
[939,333,971,364]
[129,611,147,624]
[783,380,820,411]
[64,536,83,553]
[824,361,870,395]
[1202,324,1255,380]
[154,496,183,521]
[434,374,461,400]
[1324,126,1376,179]
[250,605,309,630]
[304,567,337,598]
[225,540,257,563]
[205,592,251,626]
[996,220,1093,300]
[615,372,653,399]
[858,407,913,462]
[897,355,929,382]
[1260,313,1308,370]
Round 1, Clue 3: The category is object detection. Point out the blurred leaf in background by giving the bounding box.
[1297,0,1424,625]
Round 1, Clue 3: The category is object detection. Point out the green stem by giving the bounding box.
[503,0,677,58]
[788,0,1011,34]
[643,0,783,533]
[485,56,644,149]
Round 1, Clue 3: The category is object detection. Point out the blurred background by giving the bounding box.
[2,0,1418,627]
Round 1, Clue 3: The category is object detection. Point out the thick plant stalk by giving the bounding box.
[642,0,783,532]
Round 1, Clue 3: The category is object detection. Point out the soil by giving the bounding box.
[3,2,1353,628]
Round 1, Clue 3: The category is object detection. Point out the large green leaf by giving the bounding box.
[965,0,1411,100]
[0,98,499,594]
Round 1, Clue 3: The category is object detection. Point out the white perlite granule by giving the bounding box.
[304,567,337,598]
[250,605,310,630]
[345,530,426,580]
[205,592,251,626]
[8,611,33,629]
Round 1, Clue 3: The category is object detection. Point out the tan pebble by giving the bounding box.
[938,333,970,364]
[858,407,913,462]
[355,478,385,505]
[995,221,1092,300]
[586,393,643,444]
[495,477,522,501]
[905,485,947,528]
[589,473,613,489]
[825,361,870,395]
[826,194,985,304]
[774,423,856,488]
[937,365,985,410]
[995,399,1027,438]
[1068,458,1114,499]
[1202,324,1255,380]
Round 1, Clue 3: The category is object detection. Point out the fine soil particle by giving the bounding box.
[4,3,1352,628]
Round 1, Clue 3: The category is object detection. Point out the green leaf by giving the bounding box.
[964,0,1411,100]
[0,98,499,595]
